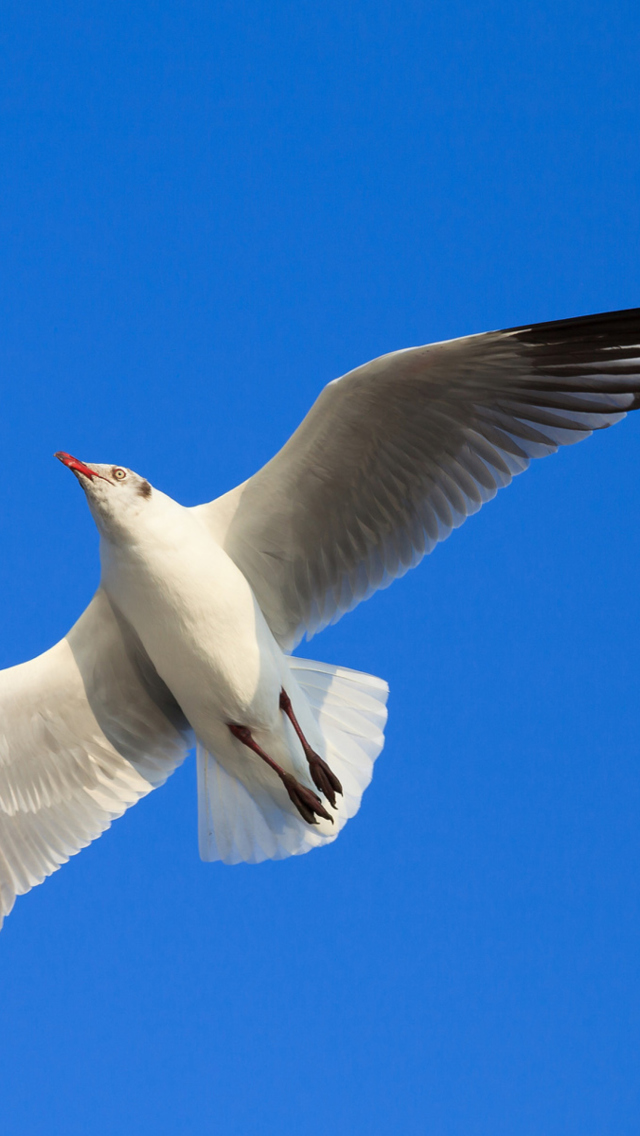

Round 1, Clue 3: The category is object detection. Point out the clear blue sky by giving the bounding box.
[1,2,640,1133]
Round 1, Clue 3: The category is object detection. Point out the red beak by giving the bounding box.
[54,452,110,482]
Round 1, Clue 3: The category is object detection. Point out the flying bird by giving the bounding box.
[1,308,640,927]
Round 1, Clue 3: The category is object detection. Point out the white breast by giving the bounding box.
[99,494,284,738]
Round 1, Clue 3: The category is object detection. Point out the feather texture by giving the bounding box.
[197,657,388,864]
[0,589,192,925]
[193,309,640,648]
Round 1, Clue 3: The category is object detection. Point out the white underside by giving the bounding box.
[196,656,389,864]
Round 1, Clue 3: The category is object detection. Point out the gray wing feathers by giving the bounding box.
[195,308,640,649]
[0,589,191,925]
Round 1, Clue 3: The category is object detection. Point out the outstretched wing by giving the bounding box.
[0,588,192,927]
[193,308,640,649]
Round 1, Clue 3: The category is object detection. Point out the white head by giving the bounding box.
[55,451,155,542]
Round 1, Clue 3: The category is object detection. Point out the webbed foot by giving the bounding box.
[281,774,334,825]
[228,722,334,825]
[308,755,343,809]
[279,688,344,808]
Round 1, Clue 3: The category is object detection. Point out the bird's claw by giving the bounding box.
[282,774,334,825]
[308,755,343,809]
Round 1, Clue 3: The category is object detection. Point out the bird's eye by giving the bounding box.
[113,468,127,480]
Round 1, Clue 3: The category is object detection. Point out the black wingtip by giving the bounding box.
[503,306,640,346]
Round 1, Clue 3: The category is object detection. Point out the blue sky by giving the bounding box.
[1,2,640,1133]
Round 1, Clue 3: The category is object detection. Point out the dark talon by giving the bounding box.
[228,721,333,826]
[282,774,334,825]
[308,755,343,809]
[279,687,343,808]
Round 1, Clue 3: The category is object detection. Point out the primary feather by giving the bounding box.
[194,309,640,648]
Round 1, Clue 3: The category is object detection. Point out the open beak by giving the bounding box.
[54,452,110,482]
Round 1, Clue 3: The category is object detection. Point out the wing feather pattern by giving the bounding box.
[0,589,191,925]
[193,309,640,648]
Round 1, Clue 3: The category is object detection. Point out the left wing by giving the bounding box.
[0,588,192,927]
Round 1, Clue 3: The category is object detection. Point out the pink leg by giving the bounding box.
[279,689,343,808]
[227,723,333,825]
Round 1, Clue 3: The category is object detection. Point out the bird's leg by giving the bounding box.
[227,723,333,825]
[279,688,343,809]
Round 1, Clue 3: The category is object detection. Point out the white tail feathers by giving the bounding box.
[197,657,389,864]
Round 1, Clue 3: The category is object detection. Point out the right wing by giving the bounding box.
[0,588,192,927]
[193,308,640,649]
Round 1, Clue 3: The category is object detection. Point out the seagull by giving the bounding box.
[1,307,640,928]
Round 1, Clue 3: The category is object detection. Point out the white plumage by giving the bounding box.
[197,658,388,864]
[1,307,640,927]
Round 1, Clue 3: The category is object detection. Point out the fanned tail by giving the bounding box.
[197,658,388,864]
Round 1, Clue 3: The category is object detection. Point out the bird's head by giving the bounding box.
[55,452,154,540]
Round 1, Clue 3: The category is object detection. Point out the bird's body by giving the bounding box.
[102,491,281,735]
[2,306,640,927]
[99,489,323,798]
